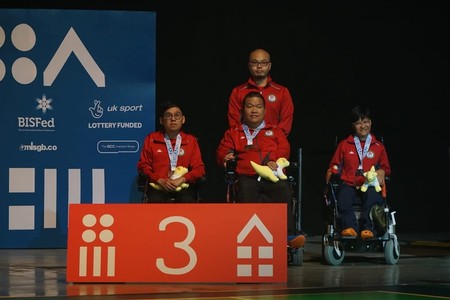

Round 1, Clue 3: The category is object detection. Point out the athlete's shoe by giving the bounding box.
[288,234,305,248]
[341,228,357,237]
[361,230,374,239]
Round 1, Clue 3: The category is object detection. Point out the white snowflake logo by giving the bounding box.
[36,95,53,114]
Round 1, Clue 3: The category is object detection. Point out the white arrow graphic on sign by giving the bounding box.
[236,213,274,278]
[44,27,105,87]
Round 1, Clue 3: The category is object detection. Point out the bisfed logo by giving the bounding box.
[18,117,55,132]
[17,94,56,131]
[20,142,58,152]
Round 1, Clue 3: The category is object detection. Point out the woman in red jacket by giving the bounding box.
[326,105,391,239]
[137,102,205,203]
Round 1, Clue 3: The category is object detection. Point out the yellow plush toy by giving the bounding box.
[360,165,382,192]
[250,157,290,183]
[149,166,189,192]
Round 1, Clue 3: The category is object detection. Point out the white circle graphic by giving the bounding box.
[12,57,37,84]
[99,230,113,243]
[82,214,97,227]
[0,60,5,81]
[0,26,5,47]
[82,229,96,243]
[100,214,114,227]
[11,23,36,51]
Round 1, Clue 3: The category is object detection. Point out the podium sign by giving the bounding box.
[66,203,287,283]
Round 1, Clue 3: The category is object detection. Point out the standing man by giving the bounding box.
[228,48,294,136]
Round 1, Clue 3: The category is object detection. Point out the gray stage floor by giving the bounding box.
[0,233,449,299]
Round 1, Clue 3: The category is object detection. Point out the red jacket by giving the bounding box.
[216,123,290,176]
[137,131,205,184]
[329,134,391,186]
[228,75,294,136]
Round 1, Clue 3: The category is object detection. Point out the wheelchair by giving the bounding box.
[322,174,400,266]
[225,154,305,266]
[137,172,206,203]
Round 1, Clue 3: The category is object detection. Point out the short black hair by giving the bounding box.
[243,91,265,107]
[159,101,182,118]
[349,105,371,123]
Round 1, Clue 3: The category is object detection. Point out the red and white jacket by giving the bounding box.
[329,134,391,187]
[216,123,290,176]
[228,75,294,136]
[137,131,205,184]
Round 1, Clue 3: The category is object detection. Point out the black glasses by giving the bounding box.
[249,60,271,67]
[163,112,183,120]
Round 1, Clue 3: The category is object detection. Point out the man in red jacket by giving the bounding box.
[217,91,304,248]
[227,48,294,136]
[137,102,205,203]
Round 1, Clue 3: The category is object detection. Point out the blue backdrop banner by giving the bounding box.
[0,9,156,248]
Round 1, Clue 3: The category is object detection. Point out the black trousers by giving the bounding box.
[236,175,297,235]
[146,187,197,203]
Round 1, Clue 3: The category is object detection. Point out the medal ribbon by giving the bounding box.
[242,121,265,145]
[354,133,372,170]
[164,133,182,171]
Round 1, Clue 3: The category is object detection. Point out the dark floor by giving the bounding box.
[0,233,449,299]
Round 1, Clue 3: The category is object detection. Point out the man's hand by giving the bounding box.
[223,153,236,167]
[157,178,176,191]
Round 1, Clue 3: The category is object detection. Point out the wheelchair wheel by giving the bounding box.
[384,238,400,265]
[323,234,345,266]
[288,247,303,266]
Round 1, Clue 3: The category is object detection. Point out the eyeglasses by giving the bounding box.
[249,60,271,67]
[163,112,183,120]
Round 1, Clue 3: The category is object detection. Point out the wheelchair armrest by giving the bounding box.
[137,172,148,189]
[197,176,207,184]
[381,176,390,199]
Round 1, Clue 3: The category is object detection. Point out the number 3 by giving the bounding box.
[156,216,197,275]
